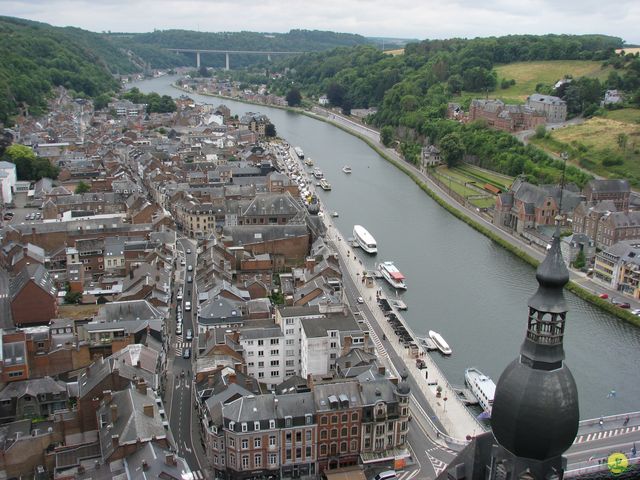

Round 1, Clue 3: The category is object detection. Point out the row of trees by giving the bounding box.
[121,88,177,113]
[2,144,58,181]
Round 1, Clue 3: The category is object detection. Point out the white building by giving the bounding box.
[275,306,325,378]
[239,323,286,390]
[0,161,17,204]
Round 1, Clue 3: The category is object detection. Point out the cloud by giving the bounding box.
[1,0,638,42]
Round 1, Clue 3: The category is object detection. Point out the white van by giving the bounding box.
[184,301,191,311]
[373,471,396,480]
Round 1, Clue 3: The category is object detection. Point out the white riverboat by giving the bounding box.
[294,147,304,159]
[353,225,377,254]
[465,367,496,415]
[319,179,332,191]
[377,261,407,290]
[342,165,352,174]
[313,168,324,179]
[428,330,452,355]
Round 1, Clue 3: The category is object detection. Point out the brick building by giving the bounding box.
[9,264,57,327]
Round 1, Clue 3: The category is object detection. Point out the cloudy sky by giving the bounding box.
[3,0,640,43]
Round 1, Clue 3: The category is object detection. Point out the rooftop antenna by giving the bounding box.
[557,151,568,223]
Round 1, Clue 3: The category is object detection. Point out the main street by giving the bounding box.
[166,236,208,479]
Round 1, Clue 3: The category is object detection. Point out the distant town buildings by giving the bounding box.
[525,93,567,123]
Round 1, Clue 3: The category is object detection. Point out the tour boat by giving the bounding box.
[331,211,339,218]
[465,367,496,415]
[294,147,304,159]
[312,168,324,179]
[319,179,332,191]
[377,261,407,290]
[353,225,377,254]
[342,165,352,174]
[428,330,452,355]
[304,157,314,166]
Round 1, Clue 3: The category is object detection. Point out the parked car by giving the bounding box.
[599,293,609,299]
[184,301,191,311]
[176,323,182,335]
[186,329,193,341]
[182,348,191,359]
[611,298,631,308]
[632,309,640,316]
[357,296,364,304]
[187,265,193,271]
[186,248,192,254]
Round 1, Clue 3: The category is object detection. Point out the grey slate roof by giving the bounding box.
[9,264,56,299]
[587,179,630,193]
[223,224,308,245]
[301,313,361,339]
[123,443,192,480]
[0,376,67,401]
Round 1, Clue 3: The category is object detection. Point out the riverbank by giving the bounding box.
[170,82,640,328]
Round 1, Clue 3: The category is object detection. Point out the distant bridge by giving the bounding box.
[166,48,305,70]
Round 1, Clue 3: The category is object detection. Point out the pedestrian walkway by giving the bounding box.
[324,216,482,442]
[190,470,206,479]
[574,425,640,444]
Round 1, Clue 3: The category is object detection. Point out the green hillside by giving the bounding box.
[495,60,612,99]
[0,16,127,124]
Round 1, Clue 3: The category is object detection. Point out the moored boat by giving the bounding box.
[353,225,377,254]
[313,168,324,179]
[319,179,332,191]
[428,330,452,355]
[465,367,496,415]
[304,157,314,166]
[342,165,352,174]
[377,261,407,290]
[294,147,304,159]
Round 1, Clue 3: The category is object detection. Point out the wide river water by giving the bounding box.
[133,75,640,419]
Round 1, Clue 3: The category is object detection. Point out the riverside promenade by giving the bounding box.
[286,143,484,442]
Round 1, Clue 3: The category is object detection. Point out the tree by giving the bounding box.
[64,290,82,304]
[617,133,628,151]
[534,124,547,139]
[573,249,586,270]
[265,123,277,137]
[75,181,90,194]
[381,126,394,147]
[2,144,59,180]
[285,88,302,106]
[341,97,352,116]
[439,132,464,167]
[327,82,345,106]
[198,65,210,77]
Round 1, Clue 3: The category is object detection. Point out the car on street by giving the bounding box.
[599,293,609,299]
[357,296,364,304]
[184,301,191,311]
[186,329,193,341]
[176,323,182,335]
[182,348,191,359]
[186,248,191,254]
[611,298,631,308]
[177,290,183,301]
[187,275,192,283]
[181,259,186,266]
[632,308,640,316]
[187,265,193,271]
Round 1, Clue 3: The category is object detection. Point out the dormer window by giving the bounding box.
[254,421,260,431]
[241,422,247,432]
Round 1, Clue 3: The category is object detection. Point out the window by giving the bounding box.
[330,331,337,337]
[321,416,328,425]
[341,441,347,453]
[258,372,264,378]
[241,455,249,469]
[330,342,337,348]
[286,448,292,461]
[254,438,261,448]
[269,453,277,465]
[286,339,294,345]
[248,362,254,367]
[254,453,262,467]
[286,360,295,367]
[269,420,276,429]
[254,421,260,431]
[351,425,358,436]
[247,351,254,356]
[229,453,236,466]
[270,360,280,366]
[229,438,235,448]
[286,318,294,325]
[306,445,312,458]
[258,340,264,346]
[247,340,254,345]
[351,439,358,452]
[258,361,264,367]
[269,435,276,446]
[331,428,338,439]
[285,417,292,428]
[271,371,279,377]
[270,339,279,345]
[286,432,292,443]
[341,413,348,423]
[351,412,358,421]
[258,350,264,357]
[229,422,235,432]
[296,447,302,459]
[286,328,294,335]
[296,431,302,443]
[341,427,348,437]
[305,415,312,425]
[320,445,327,456]
[270,349,279,355]
[330,353,336,359]
[241,439,248,449]
[331,415,338,424]
[321,430,328,440]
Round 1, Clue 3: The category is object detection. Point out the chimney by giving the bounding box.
[143,404,154,418]
[110,404,118,423]
[245,379,253,390]
[378,365,386,376]
[136,360,141,368]
[103,390,112,404]
[136,379,147,395]
[228,373,237,384]
[111,434,120,450]
[165,453,177,466]
[208,374,215,387]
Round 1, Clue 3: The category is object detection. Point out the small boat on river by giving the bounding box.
[319,179,332,191]
[343,165,352,174]
[429,330,452,355]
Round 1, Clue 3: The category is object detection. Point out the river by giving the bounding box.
[132,75,640,419]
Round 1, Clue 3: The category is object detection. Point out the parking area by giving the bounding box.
[2,192,43,227]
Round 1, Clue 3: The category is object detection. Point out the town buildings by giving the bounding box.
[525,93,567,123]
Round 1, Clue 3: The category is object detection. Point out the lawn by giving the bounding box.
[531,117,640,185]
[494,60,612,100]
[605,108,640,124]
[455,164,514,190]
[433,166,497,209]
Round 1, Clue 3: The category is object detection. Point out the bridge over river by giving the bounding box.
[167,48,304,69]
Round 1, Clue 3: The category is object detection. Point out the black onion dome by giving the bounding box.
[491,358,579,460]
[529,231,569,314]
[397,371,410,395]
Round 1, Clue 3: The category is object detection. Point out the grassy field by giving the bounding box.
[58,304,100,319]
[455,164,514,190]
[433,166,497,208]
[531,117,640,185]
[494,60,612,100]
[605,108,640,124]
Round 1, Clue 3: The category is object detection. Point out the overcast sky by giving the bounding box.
[3,0,639,44]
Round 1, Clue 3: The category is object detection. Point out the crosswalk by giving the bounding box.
[396,469,420,480]
[174,335,191,356]
[574,425,639,444]
[426,448,448,476]
[189,470,205,479]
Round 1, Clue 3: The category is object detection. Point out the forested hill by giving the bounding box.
[0,16,128,124]
[110,29,372,68]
